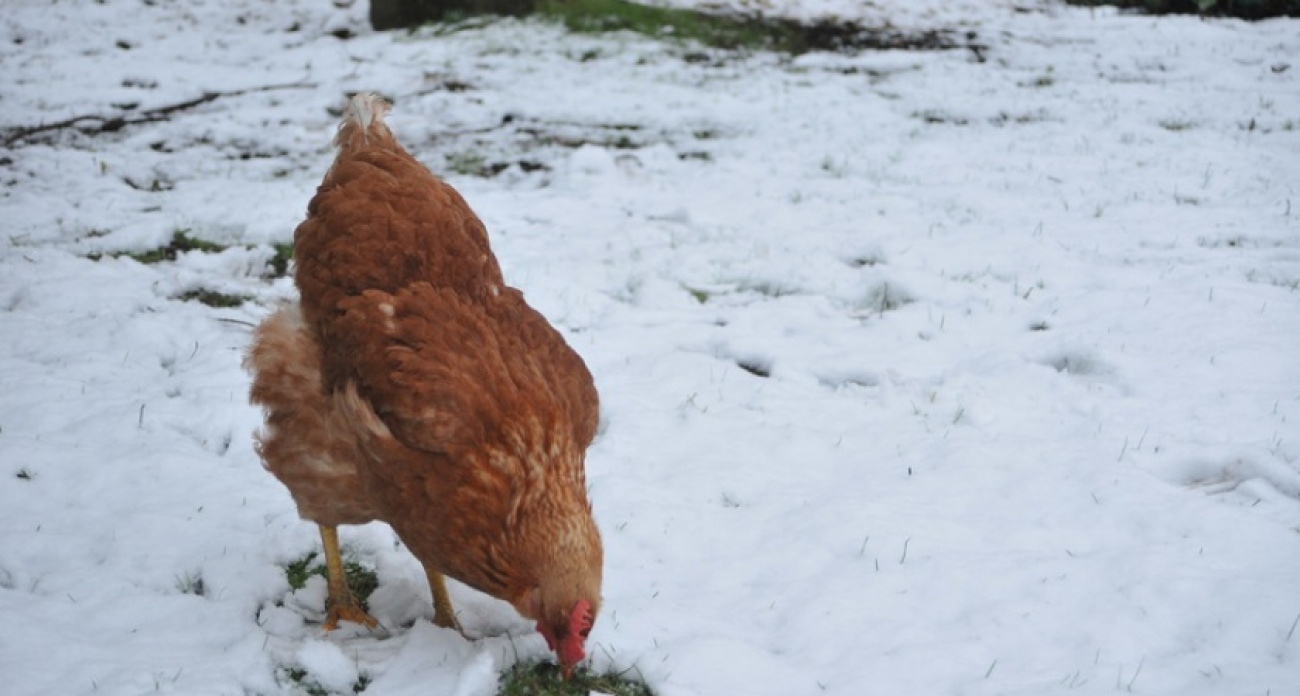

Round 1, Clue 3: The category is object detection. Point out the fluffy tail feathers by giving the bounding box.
[333,92,394,151]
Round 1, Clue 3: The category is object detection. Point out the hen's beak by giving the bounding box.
[560,662,575,681]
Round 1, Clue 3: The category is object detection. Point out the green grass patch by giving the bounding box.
[1063,0,1297,18]
[540,0,775,50]
[536,0,963,54]
[284,668,330,696]
[681,284,712,304]
[1158,118,1197,132]
[282,667,371,696]
[269,242,295,278]
[447,150,493,176]
[176,289,250,308]
[132,229,225,262]
[911,109,970,126]
[87,229,227,264]
[86,230,294,279]
[285,551,380,608]
[497,661,653,696]
[175,571,207,596]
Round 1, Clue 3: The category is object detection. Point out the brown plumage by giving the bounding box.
[246,93,602,676]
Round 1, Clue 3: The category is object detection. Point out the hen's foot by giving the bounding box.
[432,606,462,632]
[318,524,385,635]
[424,565,463,633]
[323,596,381,632]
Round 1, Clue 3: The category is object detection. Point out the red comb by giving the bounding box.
[569,599,594,636]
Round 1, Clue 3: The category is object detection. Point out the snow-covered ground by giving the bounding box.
[2,1,1299,694]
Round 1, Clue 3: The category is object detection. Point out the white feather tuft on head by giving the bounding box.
[333,92,391,147]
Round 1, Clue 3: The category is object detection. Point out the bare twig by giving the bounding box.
[3,82,316,147]
[1126,657,1145,692]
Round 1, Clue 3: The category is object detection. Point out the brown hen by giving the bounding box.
[246,93,602,676]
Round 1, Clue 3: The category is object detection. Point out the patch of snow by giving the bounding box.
[296,639,361,693]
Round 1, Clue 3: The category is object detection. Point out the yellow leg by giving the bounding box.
[319,525,380,631]
[423,564,461,631]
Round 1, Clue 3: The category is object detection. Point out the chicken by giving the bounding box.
[246,93,602,677]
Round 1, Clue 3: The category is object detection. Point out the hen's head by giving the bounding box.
[506,433,603,678]
[522,527,602,679]
[535,598,596,679]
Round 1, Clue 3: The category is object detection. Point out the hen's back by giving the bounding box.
[294,94,504,346]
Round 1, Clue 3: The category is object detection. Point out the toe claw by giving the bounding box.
[432,608,463,634]
[323,601,382,633]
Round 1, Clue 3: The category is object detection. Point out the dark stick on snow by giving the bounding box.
[2,82,317,147]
